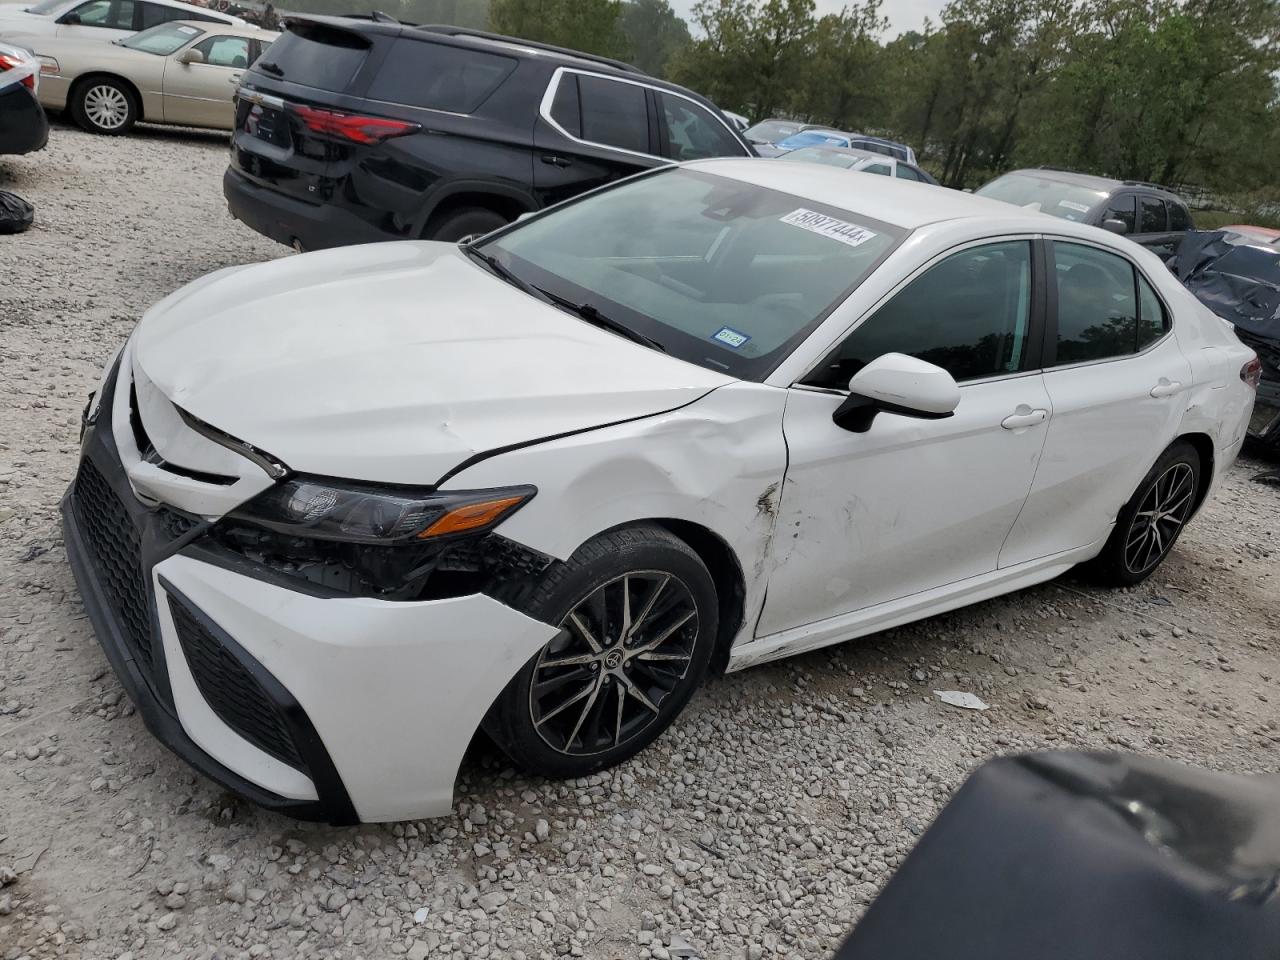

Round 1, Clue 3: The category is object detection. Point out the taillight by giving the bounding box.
[0,52,36,91]
[291,104,419,145]
[1242,356,1263,389]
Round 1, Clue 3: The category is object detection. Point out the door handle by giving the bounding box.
[1149,379,1182,398]
[1001,408,1048,430]
[540,154,572,167]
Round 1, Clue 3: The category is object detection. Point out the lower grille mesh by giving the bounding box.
[73,459,154,673]
[167,596,305,771]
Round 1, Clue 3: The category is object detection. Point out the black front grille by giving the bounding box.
[168,596,304,771]
[73,459,155,673]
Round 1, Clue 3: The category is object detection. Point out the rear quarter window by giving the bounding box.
[253,23,370,90]
[367,38,516,113]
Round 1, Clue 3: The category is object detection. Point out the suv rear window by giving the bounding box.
[368,38,515,113]
[253,22,369,90]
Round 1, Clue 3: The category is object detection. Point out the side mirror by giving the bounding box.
[59,11,81,23]
[1102,218,1129,235]
[833,353,960,433]
[177,48,205,65]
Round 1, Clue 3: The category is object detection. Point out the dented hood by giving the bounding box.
[132,242,730,485]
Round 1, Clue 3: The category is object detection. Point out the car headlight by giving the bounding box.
[229,478,536,544]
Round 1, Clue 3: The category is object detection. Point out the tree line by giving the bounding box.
[281,0,1280,199]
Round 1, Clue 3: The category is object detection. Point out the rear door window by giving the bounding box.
[576,74,650,154]
[893,164,920,181]
[548,72,581,137]
[368,39,515,113]
[657,93,744,160]
[1139,196,1167,233]
[69,0,134,29]
[1168,202,1192,231]
[1051,241,1139,364]
[253,23,370,90]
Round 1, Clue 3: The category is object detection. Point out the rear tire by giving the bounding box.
[1086,440,1201,587]
[70,77,137,135]
[428,207,509,243]
[484,525,717,779]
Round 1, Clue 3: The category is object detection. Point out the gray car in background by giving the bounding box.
[977,168,1195,256]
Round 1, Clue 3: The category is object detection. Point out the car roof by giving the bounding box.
[1001,168,1185,203]
[168,18,276,37]
[787,145,893,163]
[689,158,1037,230]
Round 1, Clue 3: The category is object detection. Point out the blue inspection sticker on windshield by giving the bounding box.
[712,326,751,349]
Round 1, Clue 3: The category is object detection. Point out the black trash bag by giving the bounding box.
[834,752,1280,960]
[0,190,34,234]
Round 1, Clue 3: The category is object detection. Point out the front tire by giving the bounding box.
[428,206,509,244]
[1087,440,1201,587]
[485,525,718,779]
[71,77,137,135]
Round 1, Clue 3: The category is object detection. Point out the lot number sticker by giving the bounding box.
[711,326,751,349]
[780,208,878,248]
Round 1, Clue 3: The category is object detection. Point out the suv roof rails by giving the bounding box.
[416,24,648,75]
[1122,179,1168,191]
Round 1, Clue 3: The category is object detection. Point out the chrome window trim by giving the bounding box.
[537,65,749,163]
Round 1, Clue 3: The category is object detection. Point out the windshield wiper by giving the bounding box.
[463,245,550,303]
[257,60,284,77]
[532,286,666,353]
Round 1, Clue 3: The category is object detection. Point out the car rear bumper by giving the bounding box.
[0,85,48,155]
[64,354,559,822]
[223,166,393,251]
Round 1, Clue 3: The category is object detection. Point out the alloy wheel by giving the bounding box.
[1124,462,1195,574]
[529,572,699,757]
[84,85,130,130]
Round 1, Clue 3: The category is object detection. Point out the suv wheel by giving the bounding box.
[71,77,138,135]
[485,525,717,779]
[429,207,509,243]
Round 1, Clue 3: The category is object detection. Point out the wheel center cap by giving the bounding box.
[604,650,623,670]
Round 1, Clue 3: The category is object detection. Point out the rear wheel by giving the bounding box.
[428,207,509,244]
[485,525,717,779]
[1087,440,1201,587]
[71,77,137,135]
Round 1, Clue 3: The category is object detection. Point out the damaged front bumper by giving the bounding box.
[62,353,559,823]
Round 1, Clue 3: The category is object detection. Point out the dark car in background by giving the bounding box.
[0,41,48,155]
[977,168,1194,256]
[224,18,754,248]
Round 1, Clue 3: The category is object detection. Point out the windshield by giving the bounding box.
[743,120,803,143]
[975,173,1108,223]
[25,0,69,14]
[478,168,904,380]
[778,131,850,151]
[778,147,862,169]
[121,22,205,55]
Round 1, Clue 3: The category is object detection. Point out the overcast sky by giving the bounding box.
[668,0,948,39]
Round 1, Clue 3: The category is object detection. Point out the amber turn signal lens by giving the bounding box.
[418,495,527,538]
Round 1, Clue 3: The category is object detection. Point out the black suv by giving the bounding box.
[224,18,754,249]
[975,168,1195,256]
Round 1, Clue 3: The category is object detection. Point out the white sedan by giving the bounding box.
[0,0,240,43]
[64,160,1258,823]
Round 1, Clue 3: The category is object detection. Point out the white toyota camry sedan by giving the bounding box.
[64,160,1259,823]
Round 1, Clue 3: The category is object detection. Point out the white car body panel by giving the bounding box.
[131,241,732,485]
[65,162,1258,820]
[757,372,1052,636]
[0,0,239,44]
[154,554,560,822]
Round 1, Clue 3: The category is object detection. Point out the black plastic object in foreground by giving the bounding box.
[0,190,33,234]
[834,752,1280,960]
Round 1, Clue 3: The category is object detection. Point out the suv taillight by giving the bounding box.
[291,105,419,145]
[0,52,35,91]
[1242,356,1263,389]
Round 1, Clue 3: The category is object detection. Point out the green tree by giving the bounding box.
[618,0,691,75]
[668,0,817,118]
[791,1,888,130]
[489,0,627,58]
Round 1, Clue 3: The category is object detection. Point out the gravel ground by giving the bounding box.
[2,123,1279,960]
